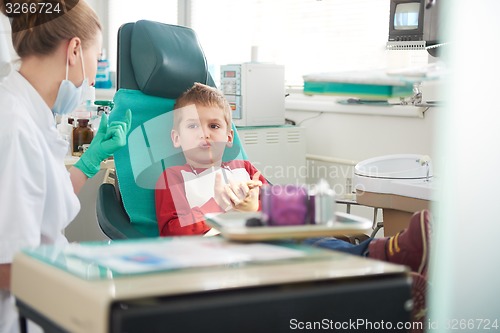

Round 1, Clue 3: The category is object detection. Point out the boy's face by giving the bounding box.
[171,104,234,168]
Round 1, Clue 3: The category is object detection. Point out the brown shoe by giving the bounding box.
[368,209,431,275]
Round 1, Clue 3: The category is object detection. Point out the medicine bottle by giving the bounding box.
[56,115,74,157]
[73,119,94,156]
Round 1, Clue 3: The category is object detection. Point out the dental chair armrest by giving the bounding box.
[96,183,148,239]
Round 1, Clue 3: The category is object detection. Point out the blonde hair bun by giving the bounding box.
[1,0,101,58]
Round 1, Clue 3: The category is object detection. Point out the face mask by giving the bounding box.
[51,46,90,115]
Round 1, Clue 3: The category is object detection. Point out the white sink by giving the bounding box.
[354,154,434,200]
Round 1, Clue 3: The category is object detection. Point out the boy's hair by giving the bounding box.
[173,83,232,131]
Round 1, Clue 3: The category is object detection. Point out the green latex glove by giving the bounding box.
[75,109,132,178]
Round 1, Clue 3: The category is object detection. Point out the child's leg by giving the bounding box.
[304,209,431,275]
[368,209,431,275]
[303,237,372,256]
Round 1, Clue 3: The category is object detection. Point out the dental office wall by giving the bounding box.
[282,42,437,221]
[89,0,438,234]
[1,2,437,239]
[187,0,436,223]
[284,85,438,223]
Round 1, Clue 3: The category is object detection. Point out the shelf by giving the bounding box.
[285,93,426,118]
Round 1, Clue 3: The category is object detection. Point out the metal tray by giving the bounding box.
[205,211,371,242]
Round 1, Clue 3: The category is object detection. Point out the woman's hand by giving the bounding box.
[74,109,132,178]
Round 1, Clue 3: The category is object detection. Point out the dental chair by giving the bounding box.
[96,20,247,239]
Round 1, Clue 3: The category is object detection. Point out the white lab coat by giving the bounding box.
[0,69,80,333]
[1,15,14,80]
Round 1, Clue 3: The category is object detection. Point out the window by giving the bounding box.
[94,0,428,87]
[190,0,426,87]
[106,0,178,71]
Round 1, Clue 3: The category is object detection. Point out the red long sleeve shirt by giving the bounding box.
[155,160,267,236]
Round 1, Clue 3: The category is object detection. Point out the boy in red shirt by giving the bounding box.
[155,83,267,236]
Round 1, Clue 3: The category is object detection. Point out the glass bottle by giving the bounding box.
[72,118,94,156]
[311,179,336,225]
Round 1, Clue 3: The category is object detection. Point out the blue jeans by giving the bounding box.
[303,237,373,256]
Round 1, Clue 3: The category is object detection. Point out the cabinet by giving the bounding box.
[237,126,306,185]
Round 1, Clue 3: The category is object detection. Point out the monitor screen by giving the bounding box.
[224,71,236,78]
[394,2,420,30]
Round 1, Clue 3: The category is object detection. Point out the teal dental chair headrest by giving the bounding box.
[129,20,210,99]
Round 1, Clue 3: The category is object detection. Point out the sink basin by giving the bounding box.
[354,154,434,200]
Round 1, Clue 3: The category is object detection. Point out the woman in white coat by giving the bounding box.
[0,1,130,332]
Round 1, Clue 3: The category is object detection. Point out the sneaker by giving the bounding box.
[368,209,431,275]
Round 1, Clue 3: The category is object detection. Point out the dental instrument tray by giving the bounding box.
[205,211,371,242]
[303,70,417,99]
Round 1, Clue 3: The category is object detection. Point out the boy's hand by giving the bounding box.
[214,173,232,211]
[231,172,263,212]
[213,172,263,212]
